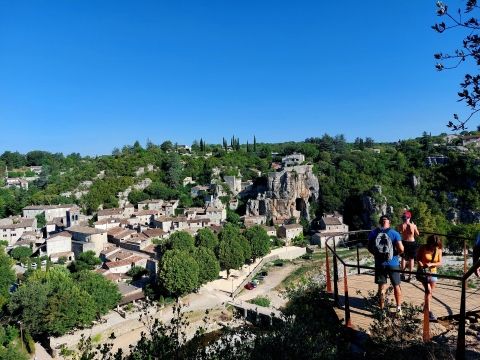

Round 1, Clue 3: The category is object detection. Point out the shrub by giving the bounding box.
[248,296,271,308]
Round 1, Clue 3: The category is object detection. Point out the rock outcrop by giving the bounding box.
[246,165,319,223]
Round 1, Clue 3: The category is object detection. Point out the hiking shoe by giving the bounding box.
[396,308,403,316]
[429,312,437,321]
[404,277,411,283]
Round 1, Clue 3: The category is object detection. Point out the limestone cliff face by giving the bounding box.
[246,165,319,223]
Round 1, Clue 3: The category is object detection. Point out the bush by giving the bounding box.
[24,332,35,354]
[248,296,271,307]
[273,259,284,267]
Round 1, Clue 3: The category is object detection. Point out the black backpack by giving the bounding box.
[371,229,394,262]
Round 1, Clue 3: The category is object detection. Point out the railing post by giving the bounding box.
[333,239,339,306]
[344,265,352,328]
[422,288,430,342]
[356,244,360,275]
[456,279,467,360]
[464,239,467,274]
[325,241,332,293]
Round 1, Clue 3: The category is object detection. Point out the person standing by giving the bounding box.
[398,210,420,282]
[368,215,404,314]
[473,232,480,277]
[417,234,443,321]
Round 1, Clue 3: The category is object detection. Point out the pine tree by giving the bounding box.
[253,135,257,152]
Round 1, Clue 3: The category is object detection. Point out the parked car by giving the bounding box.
[244,282,256,290]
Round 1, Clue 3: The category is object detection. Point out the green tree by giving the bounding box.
[165,153,183,189]
[74,271,121,316]
[44,284,96,336]
[9,246,33,261]
[244,225,270,260]
[35,212,46,228]
[194,247,220,284]
[218,238,244,279]
[195,228,219,251]
[158,250,199,298]
[68,251,101,273]
[160,141,173,152]
[169,231,195,252]
[0,247,15,308]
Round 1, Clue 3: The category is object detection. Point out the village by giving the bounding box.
[1,152,357,358]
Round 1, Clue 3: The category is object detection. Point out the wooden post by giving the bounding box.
[344,265,352,328]
[464,239,467,274]
[422,290,430,342]
[356,245,360,275]
[325,242,332,293]
[456,280,467,360]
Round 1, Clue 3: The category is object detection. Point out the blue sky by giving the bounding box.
[0,1,474,155]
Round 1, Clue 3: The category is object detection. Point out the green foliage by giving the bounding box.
[68,250,101,272]
[0,342,29,360]
[0,247,15,308]
[74,271,121,315]
[195,228,219,251]
[126,266,149,280]
[10,246,33,260]
[35,212,46,228]
[244,225,270,260]
[218,238,244,278]
[158,250,199,297]
[8,267,119,337]
[168,231,195,252]
[194,247,220,284]
[248,296,271,307]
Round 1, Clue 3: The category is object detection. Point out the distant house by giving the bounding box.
[278,224,303,245]
[67,225,108,256]
[262,226,277,237]
[462,135,480,147]
[242,215,267,228]
[46,231,74,262]
[23,204,81,228]
[311,213,349,248]
[0,217,36,246]
[137,199,164,211]
[282,153,305,167]
[5,178,29,190]
[97,208,125,221]
[94,218,128,230]
[425,155,449,166]
[191,185,209,198]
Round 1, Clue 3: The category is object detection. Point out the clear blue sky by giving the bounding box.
[0,1,474,155]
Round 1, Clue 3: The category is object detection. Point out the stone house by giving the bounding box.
[46,231,74,262]
[282,153,305,167]
[277,224,303,245]
[0,217,36,246]
[5,178,29,190]
[67,225,108,256]
[152,216,173,232]
[137,199,164,211]
[23,204,81,228]
[242,215,267,228]
[191,185,210,198]
[94,218,128,230]
[262,226,277,237]
[310,213,349,248]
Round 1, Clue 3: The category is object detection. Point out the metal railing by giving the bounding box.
[323,230,480,360]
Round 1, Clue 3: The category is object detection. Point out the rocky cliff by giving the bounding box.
[246,165,319,223]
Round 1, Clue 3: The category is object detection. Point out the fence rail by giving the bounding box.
[324,230,480,360]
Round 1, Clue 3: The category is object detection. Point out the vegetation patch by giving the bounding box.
[248,296,271,308]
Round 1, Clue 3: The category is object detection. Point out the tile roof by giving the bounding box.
[67,225,106,235]
[322,217,343,225]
